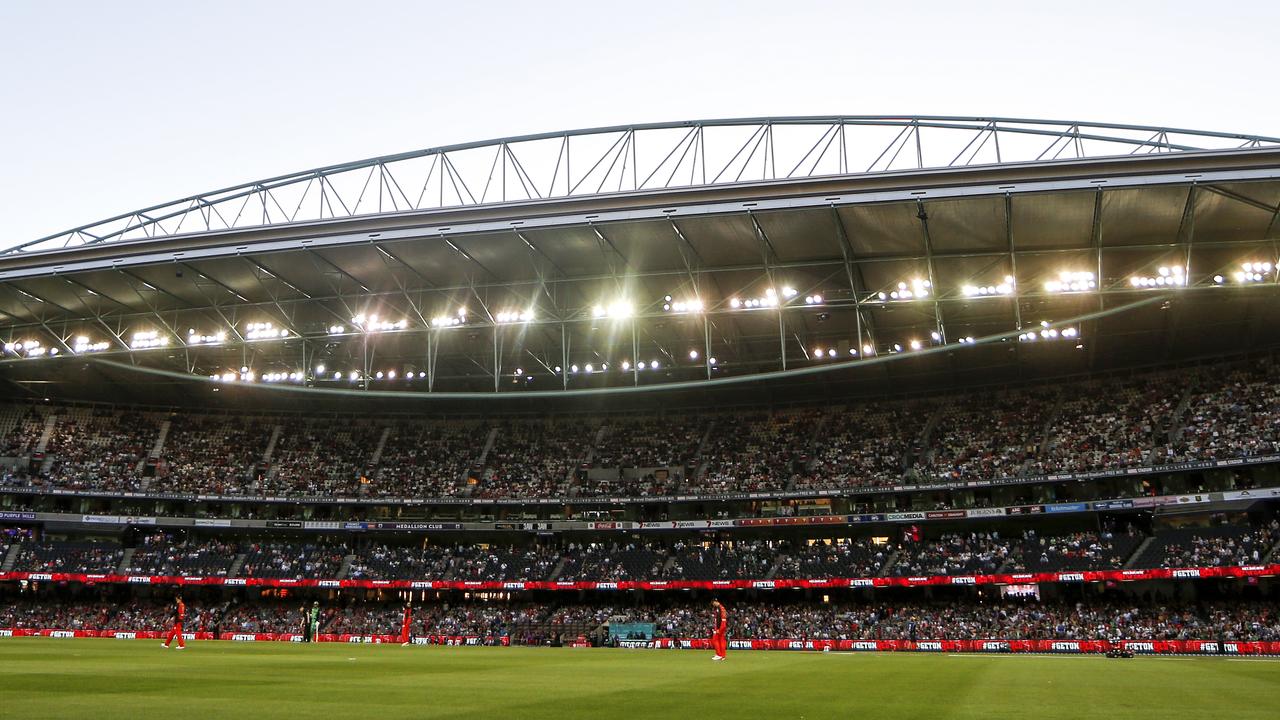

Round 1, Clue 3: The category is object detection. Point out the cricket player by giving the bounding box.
[710,599,727,661]
[400,601,414,646]
[161,593,187,650]
[308,601,321,642]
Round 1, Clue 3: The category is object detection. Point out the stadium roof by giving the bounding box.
[1,116,1279,408]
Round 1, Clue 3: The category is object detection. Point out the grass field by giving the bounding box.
[2,639,1278,719]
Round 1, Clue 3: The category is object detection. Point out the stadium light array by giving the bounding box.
[71,336,110,354]
[803,294,824,305]
[129,330,170,350]
[729,287,783,309]
[877,278,931,302]
[5,340,50,357]
[1018,322,1079,342]
[1043,271,1096,294]
[662,296,704,313]
[1129,265,1186,288]
[262,372,304,383]
[351,313,408,332]
[245,322,288,340]
[187,329,226,345]
[1233,261,1274,283]
[962,276,1015,297]
[592,300,634,319]
[430,309,468,328]
[494,309,535,323]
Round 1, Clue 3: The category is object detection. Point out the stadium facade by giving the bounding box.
[0,117,1278,653]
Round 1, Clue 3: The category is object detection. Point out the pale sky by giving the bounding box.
[1,0,1277,248]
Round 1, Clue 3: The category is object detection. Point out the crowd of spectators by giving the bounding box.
[1136,522,1279,569]
[1034,374,1179,474]
[2,356,1280,500]
[149,414,273,494]
[12,541,125,573]
[41,409,160,492]
[3,596,1278,643]
[556,542,668,582]
[696,410,822,493]
[1166,364,1280,462]
[237,542,348,579]
[0,407,48,456]
[1004,529,1144,573]
[800,402,924,490]
[373,421,480,497]
[914,390,1052,482]
[119,533,239,576]
[591,417,705,469]
[266,421,382,496]
[775,538,893,579]
[3,524,1274,580]
[890,532,1014,576]
[477,420,593,499]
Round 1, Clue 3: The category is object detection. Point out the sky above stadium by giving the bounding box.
[1,0,1277,249]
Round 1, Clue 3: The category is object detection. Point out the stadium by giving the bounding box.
[2,116,1280,718]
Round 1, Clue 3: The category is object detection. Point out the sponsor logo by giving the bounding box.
[982,642,1009,651]
[223,578,247,586]
[29,573,53,581]
[618,639,649,649]
[289,636,304,643]
[917,642,943,651]
[0,630,12,637]
[114,632,137,640]
[317,580,340,588]
[49,631,75,638]
[1172,569,1201,578]
[851,641,878,650]
[850,579,875,588]
[410,582,433,589]
[950,576,976,585]
[595,583,618,590]
[412,637,430,645]
[907,577,930,583]
[728,640,752,649]
[348,636,374,644]
[1224,643,1239,654]
[1050,642,1080,651]
[1058,573,1085,582]
[1126,642,1155,652]
[503,582,526,590]
[1198,643,1219,653]
[127,576,152,584]
[232,634,258,642]
[753,581,776,589]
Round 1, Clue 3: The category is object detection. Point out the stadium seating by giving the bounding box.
[1004,530,1144,573]
[1131,522,1279,569]
[11,541,124,573]
[3,357,1280,500]
[119,533,239,576]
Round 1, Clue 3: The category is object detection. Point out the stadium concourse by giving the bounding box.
[3,117,1280,662]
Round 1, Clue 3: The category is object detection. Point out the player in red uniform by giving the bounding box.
[161,593,187,650]
[710,599,727,661]
[400,601,414,646]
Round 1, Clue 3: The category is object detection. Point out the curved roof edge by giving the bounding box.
[12,115,1280,256]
